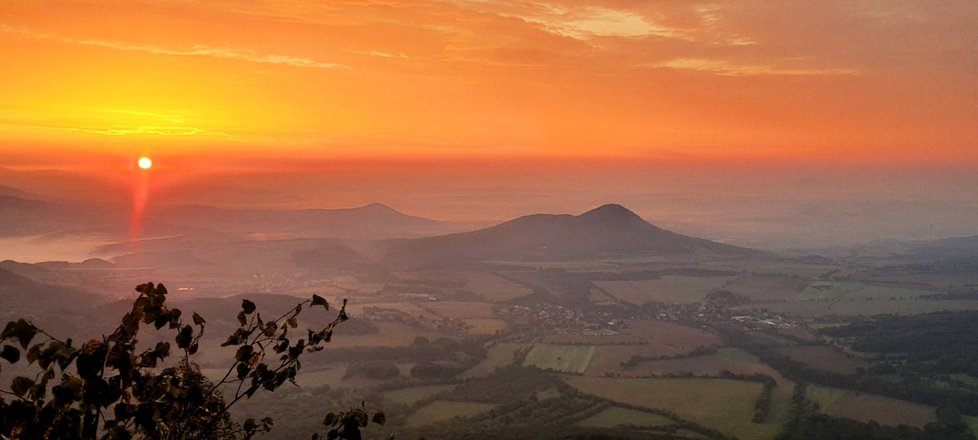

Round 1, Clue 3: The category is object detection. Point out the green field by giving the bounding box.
[576,406,672,428]
[385,384,456,406]
[765,386,795,427]
[566,376,779,439]
[951,374,978,388]
[775,346,867,375]
[405,400,496,427]
[462,272,535,302]
[614,347,790,385]
[463,318,507,335]
[715,347,761,363]
[293,365,349,387]
[523,344,596,374]
[594,275,735,305]
[742,298,978,317]
[587,288,618,305]
[806,385,936,427]
[964,415,978,437]
[462,343,527,378]
[806,385,847,410]
[800,281,934,301]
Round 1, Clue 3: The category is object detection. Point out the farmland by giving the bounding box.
[806,385,937,427]
[721,274,810,302]
[575,406,672,428]
[617,347,790,384]
[595,275,735,305]
[799,281,935,301]
[740,297,978,317]
[523,344,596,374]
[565,376,782,439]
[461,343,527,378]
[385,384,456,406]
[214,259,978,439]
[775,345,867,375]
[7,227,978,440]
[405,401,497,427]
[422,301,496,319]
[965,416,978,437]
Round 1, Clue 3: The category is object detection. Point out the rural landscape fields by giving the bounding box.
[4,203,978,439]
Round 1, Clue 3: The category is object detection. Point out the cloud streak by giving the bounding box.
[653,58,860,77]
[0,24,350,70]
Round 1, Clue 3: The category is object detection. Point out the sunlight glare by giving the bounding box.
[138,156,153,170]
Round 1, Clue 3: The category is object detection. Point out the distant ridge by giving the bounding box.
[150,202,449,240]
[384,204,762,267]
[0,266,101,335]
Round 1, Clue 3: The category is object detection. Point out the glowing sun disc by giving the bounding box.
[138,157,153,170]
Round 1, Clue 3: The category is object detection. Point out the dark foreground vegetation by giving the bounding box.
[0,282,384,439]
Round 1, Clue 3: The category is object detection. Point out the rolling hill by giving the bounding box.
[384,204,762,267]
[0,266,109,337]
[148,202,450,240]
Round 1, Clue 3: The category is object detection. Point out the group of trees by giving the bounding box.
[0,282,385,439]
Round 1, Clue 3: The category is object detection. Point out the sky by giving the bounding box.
[1,0,977,167]
[1,1,978,253]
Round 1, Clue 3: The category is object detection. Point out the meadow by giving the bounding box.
[565,376,782,439]
[405,401,497,427]
[806,385,937,427]
[523,344,596,374]
[774,345,867,375]
[594,275,735,304]
[575,406,673,428]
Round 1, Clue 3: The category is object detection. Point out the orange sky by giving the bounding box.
[1,0,977,167]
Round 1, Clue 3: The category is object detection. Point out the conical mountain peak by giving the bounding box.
[578,204,643,222]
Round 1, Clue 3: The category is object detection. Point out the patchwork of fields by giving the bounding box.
[217,262,978,440]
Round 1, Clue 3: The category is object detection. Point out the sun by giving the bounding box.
[137,156,153,170]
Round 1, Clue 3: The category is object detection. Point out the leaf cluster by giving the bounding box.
[0,283,382,440]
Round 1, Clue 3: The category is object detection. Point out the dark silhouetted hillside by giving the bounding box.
[384,204,762,267]
[0,266,105,336]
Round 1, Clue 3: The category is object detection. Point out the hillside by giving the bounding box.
[0,267,107,336]
[384,204,762,267]
[149,202,449,240]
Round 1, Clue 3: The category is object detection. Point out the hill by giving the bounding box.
[900,235,978,262]
[384,204,762,267]
[0,266,107,337]
[149,202,449,240]
[0,194,73,236]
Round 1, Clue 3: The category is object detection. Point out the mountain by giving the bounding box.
[900,235,978,262]
[148,202,450,240]
[0,266,109,337]
[868,235,978,277]
[0,194,71,236]
[383,204,762,267]
[0,191,130,238]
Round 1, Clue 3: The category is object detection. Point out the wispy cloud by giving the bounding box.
[0,24,350,70]
[496,3,682,40]
[0,119,236,138]
[653,58,860,76]
[347,49,409,59]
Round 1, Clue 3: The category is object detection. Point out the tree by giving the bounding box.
[0,282,385,439]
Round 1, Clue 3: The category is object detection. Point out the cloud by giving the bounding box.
[0,119,234,138]
[494,3,681,40]
[347,50,409,59]
[0,24,350,70]
[653,58,860,76]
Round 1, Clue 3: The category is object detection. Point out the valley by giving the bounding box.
[4,203,978,439]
